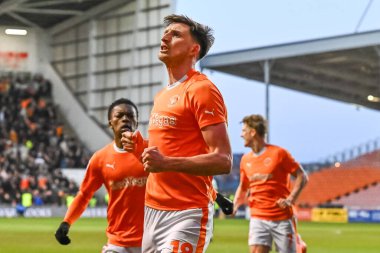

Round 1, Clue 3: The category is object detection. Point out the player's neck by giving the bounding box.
[114,136,123,149]
[251,139,266,154]
[166,62,195,84]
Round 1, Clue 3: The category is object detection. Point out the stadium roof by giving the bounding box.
[200,30,380,111]
[0,0,127,35]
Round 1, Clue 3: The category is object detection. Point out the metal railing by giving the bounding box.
[302,137,380,172]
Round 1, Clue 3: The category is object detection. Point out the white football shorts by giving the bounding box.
[142,203,214,253]
[101,243,141,253]
[248,217,297,253]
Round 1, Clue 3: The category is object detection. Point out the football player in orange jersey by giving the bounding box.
[122,14,232,253]
[55,98,148,253]
[233,114,308,253]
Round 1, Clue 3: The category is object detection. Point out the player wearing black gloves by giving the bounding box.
[216,192,234,215]
[55,221,71,245]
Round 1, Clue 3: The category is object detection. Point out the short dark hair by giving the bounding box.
[107,98,138,121]
[164,14,215,60]
[242,114,267,138]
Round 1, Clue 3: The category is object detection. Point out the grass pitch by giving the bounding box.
[0,217,379,252]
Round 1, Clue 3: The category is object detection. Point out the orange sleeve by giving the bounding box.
[187,81,227,129]
[63,154,103,225]
[281,149,300,174]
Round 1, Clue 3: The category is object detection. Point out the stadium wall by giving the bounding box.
[0,206,107,218]
[0,25,111,151]
[50,0,173,138]
[62,168,106,197]
[43,64,111,152]
[2,206,380,223]
[0,26,50,73]
[1,0,175,151]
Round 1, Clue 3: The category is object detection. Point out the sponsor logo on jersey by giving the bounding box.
[105,163,115,170]
[249,173,273,182]
[109,177,147,190]
[149,112,177,128]
[204,108,215,116]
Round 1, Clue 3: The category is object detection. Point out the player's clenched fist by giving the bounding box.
[121,130,137,152]
[141,146,165,172]
[55,221,71,245]
[276,197,292,209]
[121,130,146,156]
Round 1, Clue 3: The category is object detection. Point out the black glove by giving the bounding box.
[216,193,234,215]
[55,221,71,245]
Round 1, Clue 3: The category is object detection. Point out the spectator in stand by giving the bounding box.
[0,73,91,206]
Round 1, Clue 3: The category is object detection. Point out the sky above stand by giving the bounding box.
[176,0,380,163]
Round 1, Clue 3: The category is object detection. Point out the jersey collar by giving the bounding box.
[252,146,267,157]
[113,142,127,153]
[166,69,197,90]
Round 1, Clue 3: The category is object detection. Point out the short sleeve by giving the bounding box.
[280,148,300,174]
[186,80,227,129]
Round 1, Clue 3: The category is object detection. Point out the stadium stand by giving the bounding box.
[343,149,380,168]
[0,72,91,206]
[330,183,380,209]
[214,153,241,194]
[296,162,380,207]
[217,148,380,211]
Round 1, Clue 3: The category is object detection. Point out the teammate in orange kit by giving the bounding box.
[122,14,232,253]
[55,98,148,253]
[233,114,308,253]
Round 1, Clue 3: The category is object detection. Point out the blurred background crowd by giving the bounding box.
[0,72,91,207]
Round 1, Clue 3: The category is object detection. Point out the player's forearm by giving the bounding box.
[233,184,247,208]
[163,152,232,176]
[287,172,308,204]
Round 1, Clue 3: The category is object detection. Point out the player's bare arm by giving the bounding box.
[141,122,232,175]
[233,183,248,215]
[288,166,308,203]
[277,167,308,209]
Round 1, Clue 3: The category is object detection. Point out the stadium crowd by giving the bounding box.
[0,72,91,207]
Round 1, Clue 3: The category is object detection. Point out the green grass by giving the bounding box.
[210,219,380,253]
[0,218,379,252]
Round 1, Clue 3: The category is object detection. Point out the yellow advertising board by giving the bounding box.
[311,208,348,223]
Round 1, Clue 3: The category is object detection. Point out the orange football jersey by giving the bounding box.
[64,142,148,247]
[240,144,300,220]
[146,69,227,210]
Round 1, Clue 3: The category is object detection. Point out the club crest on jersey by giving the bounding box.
[168,94,180,107]
[264,157,272,167]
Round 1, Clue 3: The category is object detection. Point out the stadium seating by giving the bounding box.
[330,183,380,209]
[296,164,380,207]
[0,72,90,206]
[343,149,380,168]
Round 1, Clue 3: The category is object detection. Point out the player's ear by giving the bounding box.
[190,43,200,58]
